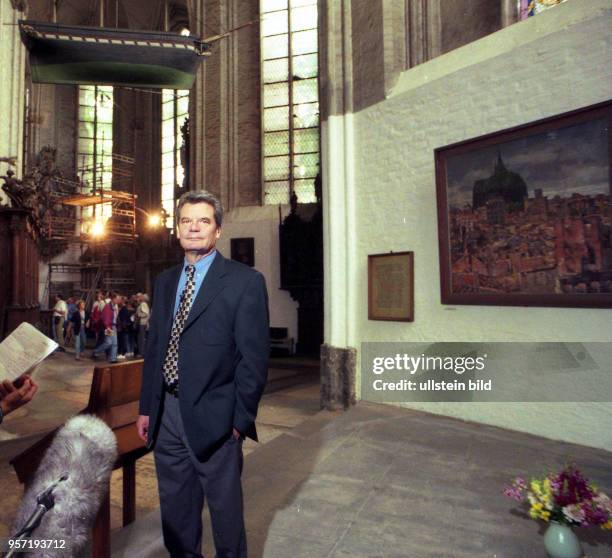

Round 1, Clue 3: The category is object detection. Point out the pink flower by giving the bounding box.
[582,500,610,527]
[503,486,523,502]
[503,477,527,502]
[515,477,527,489]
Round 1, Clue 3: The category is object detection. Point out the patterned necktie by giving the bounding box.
[162,265,196,392]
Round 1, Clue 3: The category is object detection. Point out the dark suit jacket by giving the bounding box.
[69,310,89,335]
[139,252,269,460]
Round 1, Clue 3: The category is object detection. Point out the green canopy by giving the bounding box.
[20,20,210,89]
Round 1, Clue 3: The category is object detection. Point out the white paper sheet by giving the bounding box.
[0,322,58,382]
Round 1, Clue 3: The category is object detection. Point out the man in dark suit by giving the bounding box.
[137,190,269,558]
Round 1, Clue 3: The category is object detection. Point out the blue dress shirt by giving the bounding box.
[173,250,217,317]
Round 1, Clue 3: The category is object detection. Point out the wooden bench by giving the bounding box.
[10,360,149,558]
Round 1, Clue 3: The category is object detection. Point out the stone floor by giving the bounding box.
[1,350,611,557]
[0,349,321,539]
[113,403,612,558]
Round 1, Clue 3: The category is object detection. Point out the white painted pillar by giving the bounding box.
[0,0,26,206]
[320,0,356,350]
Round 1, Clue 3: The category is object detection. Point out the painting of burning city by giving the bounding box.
[435,101,612,307]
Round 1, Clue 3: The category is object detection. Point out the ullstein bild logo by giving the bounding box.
[371,378,492,392]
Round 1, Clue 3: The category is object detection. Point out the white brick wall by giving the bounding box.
[350,1,612,449]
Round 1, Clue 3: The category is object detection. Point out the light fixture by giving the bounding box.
[90,220,105,237]
[180,28,191,36]
[136,206,168,230]
[148,214,161,227]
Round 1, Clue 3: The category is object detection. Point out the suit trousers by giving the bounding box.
[137,325,147,357]
[154,392,247,558]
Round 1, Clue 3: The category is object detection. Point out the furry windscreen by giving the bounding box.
[12,415,118,557]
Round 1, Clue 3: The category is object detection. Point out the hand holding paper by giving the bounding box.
[0,375,38,416]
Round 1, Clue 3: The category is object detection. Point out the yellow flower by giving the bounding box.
[531,480,542,495]
[528,501,553,522]
[541,478,554,509]
[529,503,544,520]
[602,520,612,530]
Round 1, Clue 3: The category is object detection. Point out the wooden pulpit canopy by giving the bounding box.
[19,20,210,89]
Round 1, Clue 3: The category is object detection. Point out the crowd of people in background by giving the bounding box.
[2,289,150,424]
[51,291,150,362]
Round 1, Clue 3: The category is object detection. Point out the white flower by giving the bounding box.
[562,504,585,524]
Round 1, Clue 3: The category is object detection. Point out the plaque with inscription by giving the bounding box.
[368,252,414,322]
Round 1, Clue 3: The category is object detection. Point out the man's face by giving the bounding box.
[177,202,221,255]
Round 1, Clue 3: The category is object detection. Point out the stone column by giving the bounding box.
[188,0,261,208]
[405,0,442,68]
[112,87,160,210]
[0,0,27,205]
[501,0,520,27]
[189,0,210,195]
[319,0,357,410]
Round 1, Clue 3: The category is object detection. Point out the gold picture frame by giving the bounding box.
[368,252,414,321]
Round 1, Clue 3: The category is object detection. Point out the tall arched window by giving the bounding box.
[77,85,113,228]
[161,89,189,227]
[260,0,320,205]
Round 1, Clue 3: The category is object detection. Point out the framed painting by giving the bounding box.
[435,100,612,307]
[230,237,254,267]
[368,252,414,321]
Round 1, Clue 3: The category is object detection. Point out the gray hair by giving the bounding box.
[176,190,223,227]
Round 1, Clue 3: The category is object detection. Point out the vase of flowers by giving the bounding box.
[542,520,582,558]
[504,463,612,558]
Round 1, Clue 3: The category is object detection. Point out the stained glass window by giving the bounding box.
[261,0,320,205]
[77,85,113,228]
[161,89,189,227]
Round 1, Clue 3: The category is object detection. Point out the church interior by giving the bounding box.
[0,0,611,556]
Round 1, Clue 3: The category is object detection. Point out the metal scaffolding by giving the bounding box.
[42,152,139,307]
[44,153,138,244]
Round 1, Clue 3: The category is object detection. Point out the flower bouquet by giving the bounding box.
[504,464,612,558]
[504,464,612,528]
